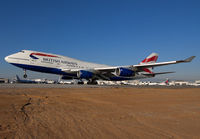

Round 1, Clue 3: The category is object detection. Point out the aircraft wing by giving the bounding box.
[130,56,196,69]
[61,56,195,80]
[95,56,196,72]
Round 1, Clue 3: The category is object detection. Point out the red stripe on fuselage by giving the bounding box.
[30,53,58,58]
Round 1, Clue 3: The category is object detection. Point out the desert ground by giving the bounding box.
[0,87,200,139]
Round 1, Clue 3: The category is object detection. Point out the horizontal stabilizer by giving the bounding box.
[153,71,175,75]
[143,71,175,76]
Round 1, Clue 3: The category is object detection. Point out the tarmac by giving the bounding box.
[0,83,199,88]
[0,84,200,138]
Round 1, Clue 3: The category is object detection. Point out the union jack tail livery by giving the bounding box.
[165,78,169,84]
[140,53,159,74]
[141,53,158,64]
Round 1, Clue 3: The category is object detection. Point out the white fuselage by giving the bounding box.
[4,50,155,81]
[5,50,108,70]
[4,50,119,79]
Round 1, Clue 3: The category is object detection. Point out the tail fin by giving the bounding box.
[140,53,158,64]
[140,53,159,74]
[165,78,169,84]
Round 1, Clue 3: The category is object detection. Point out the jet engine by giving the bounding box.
[115,67,135,77]
[77,70,94,79]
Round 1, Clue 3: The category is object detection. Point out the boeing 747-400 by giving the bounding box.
[5,50,195,84]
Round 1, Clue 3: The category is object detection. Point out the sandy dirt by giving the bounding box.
[0,88,200,139]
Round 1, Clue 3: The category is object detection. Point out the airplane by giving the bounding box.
[12,75,38,84]
[158,78,170,86]
[5,50,195,85]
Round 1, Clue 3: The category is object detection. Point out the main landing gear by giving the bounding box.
[77,80,84,84]
[77,79,98,85]
[87,79,98,85]
[23,69,27,78]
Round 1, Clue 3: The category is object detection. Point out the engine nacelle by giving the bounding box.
[115,68,135,77]
[77,70,94,79]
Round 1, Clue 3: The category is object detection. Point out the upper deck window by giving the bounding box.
[19,50,25,53]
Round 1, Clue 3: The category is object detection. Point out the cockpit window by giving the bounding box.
[19,50,25,53]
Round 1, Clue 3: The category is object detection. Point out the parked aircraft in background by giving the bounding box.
[12,75,55,84]
[12,75,37,84]
[159,78,170,86]
[5,50,195,84]
[148,78,170,86]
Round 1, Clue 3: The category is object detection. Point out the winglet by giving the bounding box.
[177,56,196,63]
[184,56,196,62]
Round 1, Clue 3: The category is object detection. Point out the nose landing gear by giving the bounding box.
[23,69,27,78]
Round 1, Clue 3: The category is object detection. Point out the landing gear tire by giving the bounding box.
[78,81,84,84]
[87,80,98,85]
[23,74,27,78]
[23,69,27,78]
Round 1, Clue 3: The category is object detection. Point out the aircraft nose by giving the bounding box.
[5,56,9,62]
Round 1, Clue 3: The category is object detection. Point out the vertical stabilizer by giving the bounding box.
[140,53,159,74]
[165,78,169,84]
[140,53,158,64]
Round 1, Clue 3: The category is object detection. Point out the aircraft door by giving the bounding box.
[30,58,36,65]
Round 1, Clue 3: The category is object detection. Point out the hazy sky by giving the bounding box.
[0,0,199,81]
